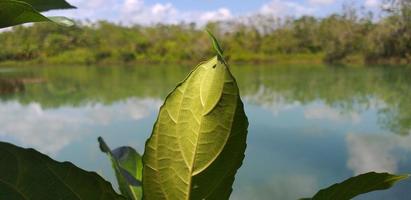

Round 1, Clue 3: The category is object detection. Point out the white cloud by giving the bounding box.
[309,0,336,5]
[346,133,411,175]
[121,1,181,24]
[260,0,316,17]
[122,3,231,25]
[151,3,176,15]
[304,106,361,124]
[45,0,233,25]
[122,0,144,14]
[200,8,232,22]
[0,98,161,155]
[364,0,380,8]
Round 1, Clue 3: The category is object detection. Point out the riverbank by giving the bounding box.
[2,53,411,67]
[1,8,411,67]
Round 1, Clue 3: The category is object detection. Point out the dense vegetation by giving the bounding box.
[1,1,411,65]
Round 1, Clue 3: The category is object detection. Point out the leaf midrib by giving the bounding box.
[186,64,236,200]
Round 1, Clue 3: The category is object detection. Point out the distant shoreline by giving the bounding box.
[1,53,410,67]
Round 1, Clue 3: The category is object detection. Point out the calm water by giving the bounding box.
[0,64,410,200]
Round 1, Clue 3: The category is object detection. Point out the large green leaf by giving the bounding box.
[143,49,248,199]
[303,172,409,200]
[0,141,125,200]
[99,137,143,200]
[0,0,74,28]
[14,0,76,12]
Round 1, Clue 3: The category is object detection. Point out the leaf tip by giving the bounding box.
[400,174,410,180]
[97,136,109,153]
[206,29,224,57]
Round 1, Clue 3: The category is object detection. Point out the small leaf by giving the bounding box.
[17,0,76,12]
[48,16,75,26]
[0,0,75,28]
[304,172,409,200]
[0,141,124,200]
[99,137,143,200]
[0,0,50,28]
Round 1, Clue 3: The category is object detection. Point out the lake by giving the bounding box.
[0,64,410,200]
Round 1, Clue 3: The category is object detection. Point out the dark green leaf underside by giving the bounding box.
[306,172,409,200]
[15,0,76,12]
[0,0,50,28]
[0,141,124,200]
[0,0,75,28]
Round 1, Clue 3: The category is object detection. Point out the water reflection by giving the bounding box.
[0,98,161,155]
[231,173,318,200]
[304,104,361,124]
[0,78,25,94]
[347,133,411,175]
[0,65,410,199]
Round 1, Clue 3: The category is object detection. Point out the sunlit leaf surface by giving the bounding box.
[0,141,124,200]
[143,55,248,200]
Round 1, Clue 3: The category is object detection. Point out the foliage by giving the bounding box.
[365,0,411,63]
[0,0,75,28]
[0,141,125,200]
[302,172,409,200]
[1,3,411,64]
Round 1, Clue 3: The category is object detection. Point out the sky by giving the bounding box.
[45,0,384,25]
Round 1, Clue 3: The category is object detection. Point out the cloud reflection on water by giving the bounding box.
[0,98,161,155]
[304,106,361,124]
[231,173,318,200]
[346,133,411,175]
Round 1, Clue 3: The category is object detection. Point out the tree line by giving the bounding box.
[0,1,410,65]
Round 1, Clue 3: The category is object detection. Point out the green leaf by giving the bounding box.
[304,172,410,200]
[143,55,249,200]
[0,0,75,28]
[14,0,76,12]
[48,16,75,26]
[0,141,125,200]
[99,137,143,200]
[0,0,50,28]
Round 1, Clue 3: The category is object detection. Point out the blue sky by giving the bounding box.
[46,0,383,25]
